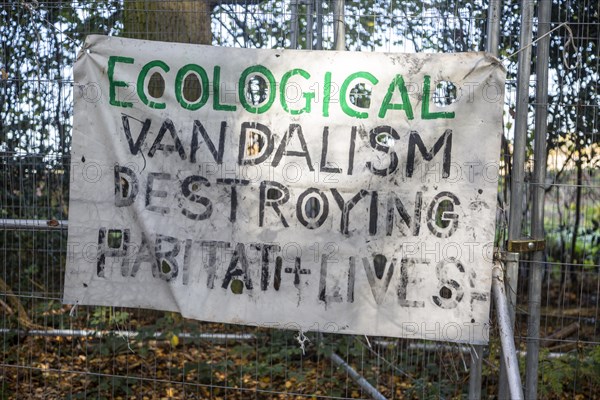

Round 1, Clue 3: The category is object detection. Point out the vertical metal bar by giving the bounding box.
[468,1,503,398]
[526,0,551,398]
[492,264,525,400]
[507,0,535,298]
[499,252,522,398]
[500,0,535,397]
[306,0,314,50]
[315,0,323,50]
[486,0,502,55]
[290,0,299,49]
[468,345,483,399]
[333,0,345,50]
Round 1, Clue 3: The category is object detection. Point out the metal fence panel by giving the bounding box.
[1,0,599,399]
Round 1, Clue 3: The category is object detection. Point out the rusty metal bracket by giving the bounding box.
[507,239,545,253]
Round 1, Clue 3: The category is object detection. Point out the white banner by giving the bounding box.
[65,35,506,344]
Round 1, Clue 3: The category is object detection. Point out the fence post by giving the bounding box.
[469,0,503,397]
[290,0,299,48]
[500,0,535,397]
[486,0,503,52]
[315,0,323,50]
[305,0,314,49]
[525,0,552,398]
[493,264,525,400]
[468,345,483,399]
[333,0,345,50]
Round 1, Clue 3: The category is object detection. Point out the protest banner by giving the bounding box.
[64,35,505,343]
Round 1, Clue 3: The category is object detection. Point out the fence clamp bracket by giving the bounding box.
[507,239,545,253]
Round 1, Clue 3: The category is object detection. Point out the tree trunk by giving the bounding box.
[123,0,213,45]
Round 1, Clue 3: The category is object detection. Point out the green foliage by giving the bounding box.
[545,200,600,267]
[543,4,600,168]
[538,348,600,398]
[404,378,447,400]
[0,381,8,400]
[90,306,130,328]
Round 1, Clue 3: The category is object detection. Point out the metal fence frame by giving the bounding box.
[2,0,599,398]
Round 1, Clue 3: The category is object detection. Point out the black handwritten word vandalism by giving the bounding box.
[118,115,453,178]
